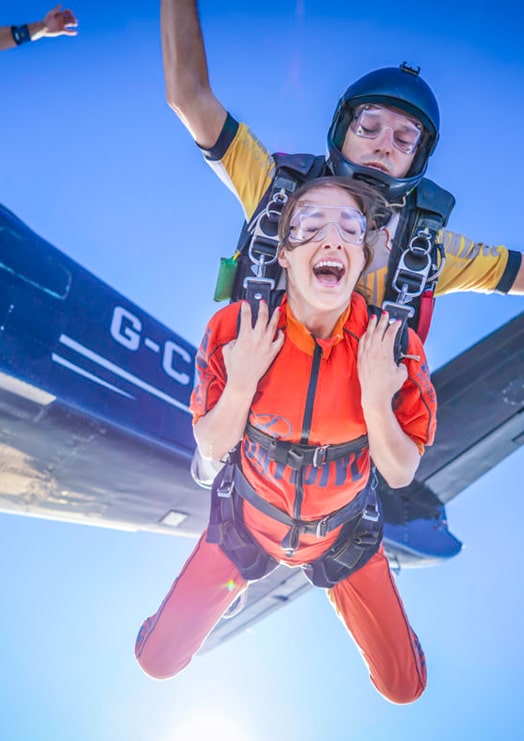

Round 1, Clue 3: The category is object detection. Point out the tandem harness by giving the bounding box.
[205,428,383,590]
[213,153,326,323]
[213,153,455,341]
[383,178,455,342]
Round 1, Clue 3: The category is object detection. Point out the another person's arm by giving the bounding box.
[508,258,524,294]
[437,228,524,297]
[0,5,77,51]
[161,0,227,147]
[194,302,284,462]
[357,312,427,488]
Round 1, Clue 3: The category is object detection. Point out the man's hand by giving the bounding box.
[222,301,284,398]
[42,4,78,37]
[357,311,407,408]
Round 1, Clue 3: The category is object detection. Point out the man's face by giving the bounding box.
[341,104,423,179]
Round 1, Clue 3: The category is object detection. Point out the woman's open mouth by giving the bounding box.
[312,259,346,286]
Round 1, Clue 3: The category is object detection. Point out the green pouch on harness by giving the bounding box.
[213,256,238,302]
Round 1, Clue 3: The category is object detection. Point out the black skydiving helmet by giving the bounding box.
[327,62,440,201]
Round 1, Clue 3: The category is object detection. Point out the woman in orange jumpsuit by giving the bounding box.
[135,176,436,704]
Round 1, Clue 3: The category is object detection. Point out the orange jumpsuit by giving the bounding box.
[136,293,436,704]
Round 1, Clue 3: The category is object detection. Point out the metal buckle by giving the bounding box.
[287,448,305,470]
[381,301,414,323]
[312,445,329,467]
[315,516,330,538]
[266,438,283,464]
[408,227,433,256]
[243,276,276,327]
[281,523,300,555]
[362,503,380,523]
[391,229,434,299]
[246,190,286,271]
[217,480,234,498]
[217,465,235,498]
[243,275,275,298]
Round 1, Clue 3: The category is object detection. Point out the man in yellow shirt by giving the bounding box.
[159,0,523,314]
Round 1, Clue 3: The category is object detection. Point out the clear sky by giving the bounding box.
[2,2,524,740]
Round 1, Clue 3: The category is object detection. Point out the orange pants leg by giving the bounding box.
[327,547,426,704]
[135,530,247,679]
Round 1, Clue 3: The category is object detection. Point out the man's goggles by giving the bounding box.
[350,105,422,155]
[288,205,366,246]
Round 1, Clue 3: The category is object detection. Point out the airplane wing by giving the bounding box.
[1,203,523,653]
[417,309,524,503]
[378,307,524,568]
[0,202,208,536]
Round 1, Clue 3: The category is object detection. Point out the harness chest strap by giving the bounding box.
[246,422,368,470]
[240,425,376,552]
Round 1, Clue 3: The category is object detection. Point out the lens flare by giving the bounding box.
[173,710,255,741]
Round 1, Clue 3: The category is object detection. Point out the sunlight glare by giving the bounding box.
[172,709,257,741]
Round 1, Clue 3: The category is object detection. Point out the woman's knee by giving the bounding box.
[379,675,427,705]
[373,636,427,705]
[136,649,190,680]
[135,616,192,680]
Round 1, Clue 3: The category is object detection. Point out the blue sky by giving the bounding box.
[2,2,524,739]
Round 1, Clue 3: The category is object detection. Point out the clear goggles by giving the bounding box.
[349,105,422,155]
[288,204,366,246]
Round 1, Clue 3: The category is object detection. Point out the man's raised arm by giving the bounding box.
[161,0,227,148]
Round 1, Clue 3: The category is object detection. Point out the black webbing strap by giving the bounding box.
[232,464,377,539]
[384,177,455,337]
[245,423,368,470]
[229,153,327,306]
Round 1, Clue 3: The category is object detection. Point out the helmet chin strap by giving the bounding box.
[326,147,422,204]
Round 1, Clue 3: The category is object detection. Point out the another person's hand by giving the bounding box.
[42,4,78,37]
[357,311,408,408]
[223,301,284,398]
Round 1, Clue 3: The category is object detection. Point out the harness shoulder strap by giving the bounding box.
[214,153,327,316]
[416,177,456,222]
[272,152,327,187]
[383,178,455,342]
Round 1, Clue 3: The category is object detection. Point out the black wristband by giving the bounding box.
[11,25,32,46]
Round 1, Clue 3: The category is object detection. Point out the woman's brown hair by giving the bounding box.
[278,175,389,273]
